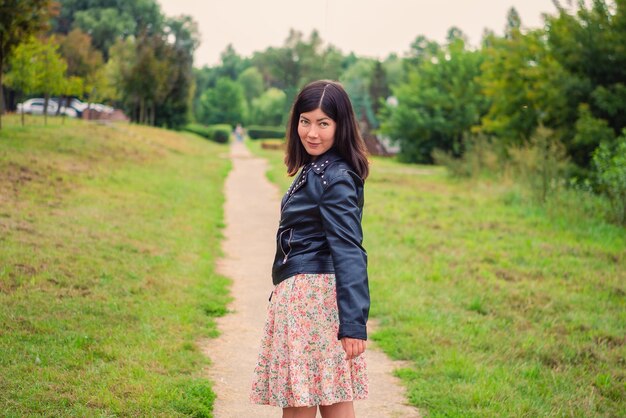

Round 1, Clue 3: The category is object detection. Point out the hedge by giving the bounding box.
[247,125,285,140]
[184,123,232,144]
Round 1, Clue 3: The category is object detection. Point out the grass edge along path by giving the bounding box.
[0,116,231,417]
[247,139,626,418]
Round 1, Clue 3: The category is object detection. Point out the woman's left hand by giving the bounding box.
[340,337,367,360]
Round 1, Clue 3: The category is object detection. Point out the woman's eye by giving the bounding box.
[320,122,329,127]
[300,119,309,125]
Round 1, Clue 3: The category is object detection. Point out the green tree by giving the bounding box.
[340,59,376,130]
[52,0,163,58]
[478,26,572,145]
[369,61,390,123]
[0,0,51,128]
[249,88,286,126]
[36,37,68,125]
[198,77,246,126]
[4,38,41,125]
[546,0,626,168]
[237,66,264,109]
[381,35,488,163]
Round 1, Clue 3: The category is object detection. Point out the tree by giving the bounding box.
[4,38,40,125]
[340,59,376,130]
[36,37,68,125]
[52,0,163,59]
[545,0,626,168]
[198,77,246,126]
[0,0,52,128]
[478,27,572,146]
[369,61,390,123]
[56,28,103,111]
[249,88,286,126]
[237,66,264,109]
[380,35,488,163]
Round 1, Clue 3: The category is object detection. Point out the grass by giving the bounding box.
[0,115,231,416]
[247,140,626,417]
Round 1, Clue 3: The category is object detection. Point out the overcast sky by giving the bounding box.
[157,0,558,67]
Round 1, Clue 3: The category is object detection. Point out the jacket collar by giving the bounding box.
[309,147,343,175]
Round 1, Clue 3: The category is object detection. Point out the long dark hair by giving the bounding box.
[284,80,369,179]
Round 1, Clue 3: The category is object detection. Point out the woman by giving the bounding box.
[250,80,370,418]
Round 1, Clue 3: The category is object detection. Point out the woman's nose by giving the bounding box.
[307,126,318,138]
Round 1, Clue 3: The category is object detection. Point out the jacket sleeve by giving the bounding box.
[319,171,369,340]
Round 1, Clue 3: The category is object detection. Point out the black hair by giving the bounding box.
[284,80,369,179]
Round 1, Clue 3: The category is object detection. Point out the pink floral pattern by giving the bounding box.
[250,273,368,408]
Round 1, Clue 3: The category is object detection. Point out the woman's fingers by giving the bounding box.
[341,337,367,360]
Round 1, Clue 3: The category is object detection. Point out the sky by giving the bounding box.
[157,0,558,67]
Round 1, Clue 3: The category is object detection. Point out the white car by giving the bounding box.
[17,98,77,117]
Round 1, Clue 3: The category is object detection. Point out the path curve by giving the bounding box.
[201,141,421,418]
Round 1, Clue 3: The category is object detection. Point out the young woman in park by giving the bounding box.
[250,80,370,418]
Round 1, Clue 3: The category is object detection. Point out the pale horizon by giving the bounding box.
[157,0,558,67]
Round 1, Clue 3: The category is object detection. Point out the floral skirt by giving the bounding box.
[250,273,368,408]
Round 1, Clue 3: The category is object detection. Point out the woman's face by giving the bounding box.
[298,108,336,158]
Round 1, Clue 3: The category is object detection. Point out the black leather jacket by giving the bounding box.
[271,148,369,340]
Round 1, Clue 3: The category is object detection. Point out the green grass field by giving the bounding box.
[248,139,626,417]
[0,116,230,416]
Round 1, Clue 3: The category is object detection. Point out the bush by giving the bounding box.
[593,132,626,225]
[507,126,570,203]
[432,133,501,178]
[247,125,285,140]
[184,123,232,144]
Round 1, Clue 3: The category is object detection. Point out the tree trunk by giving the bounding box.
[139,97,145,125]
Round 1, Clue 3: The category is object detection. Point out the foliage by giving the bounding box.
[507,125,570,203]
[197,77,247,126]
[105,15,199,128]
[237,66,264,108]
[0,0,52,128]
[247,125,286,140]
[56,28,103,96]
[52,0,163,59]
[249,88,286,127]
[478,25,571,146]
[183,123,232,144]
[380,34,488,163]
[593,132,626,224]
[5,36,67,125]
[544,0,626,167]
[340,59,376,129]
[432,133,501,178]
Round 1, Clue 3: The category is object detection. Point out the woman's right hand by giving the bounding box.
[340,337,366,360]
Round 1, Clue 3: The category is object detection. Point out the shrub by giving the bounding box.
[184,123,232,144]
[592,132,626,225]
[247,125,285,140]
[432,133,501,178]
[507,125,570,203]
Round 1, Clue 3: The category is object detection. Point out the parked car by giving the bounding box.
[51,97,88,117]
[17,98,77,117]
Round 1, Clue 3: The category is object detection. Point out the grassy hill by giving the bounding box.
[0,116,230,416]
[248,140,626,417]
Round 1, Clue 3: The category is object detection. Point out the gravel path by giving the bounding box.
[201,141,421,418]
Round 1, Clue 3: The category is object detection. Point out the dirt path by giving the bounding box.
[201,141,421,418]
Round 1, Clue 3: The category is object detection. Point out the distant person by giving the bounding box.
[234,123,244,142]
[250,80,370,418]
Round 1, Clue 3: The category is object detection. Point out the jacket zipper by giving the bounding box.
[279,228,293,264]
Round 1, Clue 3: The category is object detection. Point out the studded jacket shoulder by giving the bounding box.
[271,147,369,340]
